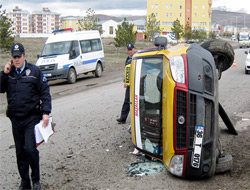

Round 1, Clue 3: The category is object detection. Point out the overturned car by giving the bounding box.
[126,38,237,179]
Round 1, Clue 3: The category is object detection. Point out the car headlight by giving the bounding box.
[170,55,185,83]
[170,155,184,177]
[246,57,250,63]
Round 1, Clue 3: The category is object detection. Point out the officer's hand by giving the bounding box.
[124,84,127,88]
[42,114,50,128]
[4,60,13,74]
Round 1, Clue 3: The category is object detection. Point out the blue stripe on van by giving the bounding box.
[82,57,104,65]
[63,64,71,68]
[63,57,104,68]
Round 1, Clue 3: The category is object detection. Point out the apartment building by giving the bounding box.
[31,8,60,33]
[6,6,30,34]
[147,0,212,35]
[61,16,83,32]
[7,7,60,34]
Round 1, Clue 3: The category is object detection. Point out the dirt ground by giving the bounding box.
[0,38,250,190]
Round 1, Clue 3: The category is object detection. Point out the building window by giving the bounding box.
[180,5,182,9]
[180,13,182,17]
[155,4,158,8]
[166,4,168,8]
[162,22,173,26]
[166,13,168,17]
[192,22,199,26]
[156,13,158,17]
[109,26,113,35]
[170,4,173,9]
[202,13,205,18]
[200,22,207,26]
[187,9,190,12]
[170,13,173,17]
[194,13,197,17]
[203,5,205,9]
[152,4,154,8]
[194,5,197,9]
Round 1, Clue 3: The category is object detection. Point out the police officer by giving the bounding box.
[117,43,136,124]
[0,43,52,190]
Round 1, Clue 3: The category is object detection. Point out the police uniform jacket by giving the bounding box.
[125,56,132,66]
[0,61,51,118]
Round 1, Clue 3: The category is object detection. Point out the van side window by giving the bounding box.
[91,39,102,51]
[72,40,80,56]
[80,39,102,53]
[80,40,91,53]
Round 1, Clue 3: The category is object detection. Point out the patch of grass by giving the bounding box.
[0,37,154,71]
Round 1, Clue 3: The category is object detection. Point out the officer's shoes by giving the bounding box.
[33,182,41,190]
[18,185,31,190]
[116,118,126,124]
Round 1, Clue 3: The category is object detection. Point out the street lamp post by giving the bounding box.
[235,16,241,34]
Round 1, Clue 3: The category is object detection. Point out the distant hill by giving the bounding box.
[212,10,250,28]
[96,10,250,29]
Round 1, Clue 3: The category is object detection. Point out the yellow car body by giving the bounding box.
[127,37,220,179]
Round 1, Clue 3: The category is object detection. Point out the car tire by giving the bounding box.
[245,69,249,74]
[95,62,102,77]
[215,154,233,174]
[201,39,235,75]
[67,67,77,84]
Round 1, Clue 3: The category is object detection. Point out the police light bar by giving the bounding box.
[52,28,73,34]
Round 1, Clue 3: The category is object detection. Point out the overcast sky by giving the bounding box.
[1,0,249,17]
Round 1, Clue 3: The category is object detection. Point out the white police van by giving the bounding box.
[36,29,105,84]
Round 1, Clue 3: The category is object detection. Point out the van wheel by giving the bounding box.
[215,154,233,174]
[67,68,77,84]
[201,39,235,76]
[95,62,102,77]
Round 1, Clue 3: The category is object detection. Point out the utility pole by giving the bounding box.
[235,16,241,34]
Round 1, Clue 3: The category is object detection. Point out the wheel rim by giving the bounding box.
[96,64,101,76]
[70,69,76,82]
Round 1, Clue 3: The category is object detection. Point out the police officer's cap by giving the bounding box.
[127,43,135,50]
[11,43,25,57]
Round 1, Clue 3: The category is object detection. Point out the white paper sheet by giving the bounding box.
[35,117,54,144]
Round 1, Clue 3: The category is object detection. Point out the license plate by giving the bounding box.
[44,73,52,77]
[191,126,204,168]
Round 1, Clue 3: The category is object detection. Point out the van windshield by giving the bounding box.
[41,41,72,56]
[134,56,163,157]
[239,35,249,41]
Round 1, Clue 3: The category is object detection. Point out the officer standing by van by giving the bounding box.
[0,43,52,190]
[117,43,136,124]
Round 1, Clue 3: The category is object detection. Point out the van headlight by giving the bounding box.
[170,155,184,177]
[170,55,185,83]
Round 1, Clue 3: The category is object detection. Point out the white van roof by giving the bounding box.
[46,30,100,43]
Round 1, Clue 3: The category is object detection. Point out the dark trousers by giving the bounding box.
[10,114,41,187]
[120,86,130,121]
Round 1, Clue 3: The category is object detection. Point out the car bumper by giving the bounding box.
[41,68,69,80]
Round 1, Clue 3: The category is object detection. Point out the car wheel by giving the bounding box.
[95,62,102,77]
[67,67,77,84]
[245,69,249,74]
[215,154,233,174]
[201,39,235,76]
